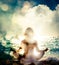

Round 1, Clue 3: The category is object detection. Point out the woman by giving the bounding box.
[18,27,48,65]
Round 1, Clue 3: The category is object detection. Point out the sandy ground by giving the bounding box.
[0,57,59,65]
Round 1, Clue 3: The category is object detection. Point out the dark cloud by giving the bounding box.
[0,0,17,6]
[0,0,59,10]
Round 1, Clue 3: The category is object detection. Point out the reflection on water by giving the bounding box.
[0,37,59,60]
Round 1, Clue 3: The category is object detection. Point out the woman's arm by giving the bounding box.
[34,42,48,52]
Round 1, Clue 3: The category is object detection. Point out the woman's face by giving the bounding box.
[25,31,34,38]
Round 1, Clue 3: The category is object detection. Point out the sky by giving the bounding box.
[0,0,59,39]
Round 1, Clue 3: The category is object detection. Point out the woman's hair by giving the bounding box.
[24,27,33,35]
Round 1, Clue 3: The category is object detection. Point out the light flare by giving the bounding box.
[1,4,9,11]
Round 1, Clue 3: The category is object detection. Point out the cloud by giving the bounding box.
[52,5,59,34]
[12,4,59,37]
[21,1,32,14]
[0,1,59,40]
